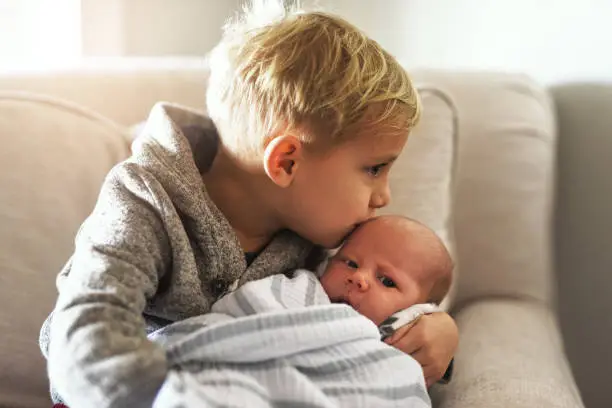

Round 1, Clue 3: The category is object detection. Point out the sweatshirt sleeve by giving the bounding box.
[48,163,173,408]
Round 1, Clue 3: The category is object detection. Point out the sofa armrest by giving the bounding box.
[431,299,584,408]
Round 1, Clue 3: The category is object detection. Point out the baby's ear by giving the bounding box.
[429,272,452,305]
[263,135,303,187]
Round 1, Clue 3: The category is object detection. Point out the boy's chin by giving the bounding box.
[295,222,357,249]
[304,234,342,250]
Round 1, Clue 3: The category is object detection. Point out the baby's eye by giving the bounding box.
[378,275,396,288]
[344,259,359,269]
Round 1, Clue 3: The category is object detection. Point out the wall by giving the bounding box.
[0,0,81,64]
[81,0,126,56]
[318,0,612,85]
[80,0,240,56]
[80,0,612,85]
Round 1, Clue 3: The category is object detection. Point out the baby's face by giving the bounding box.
[320,218,447,326]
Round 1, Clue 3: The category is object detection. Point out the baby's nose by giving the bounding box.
[347,274,370,291]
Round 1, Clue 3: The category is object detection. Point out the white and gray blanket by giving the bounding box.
[149,270,431,408]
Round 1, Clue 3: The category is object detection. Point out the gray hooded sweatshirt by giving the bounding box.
[40,103,320,408]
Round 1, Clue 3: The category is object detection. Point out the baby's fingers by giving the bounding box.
[384,322,420,354]
[383,322,411,344]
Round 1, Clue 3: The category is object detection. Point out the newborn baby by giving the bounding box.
[319,215,454,337]
[144,215,453,407]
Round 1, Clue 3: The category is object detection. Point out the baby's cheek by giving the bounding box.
[319,269,339,293]
[372,302,398,326]
[359,303,385,326]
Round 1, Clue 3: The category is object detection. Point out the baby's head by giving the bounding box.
[320,215,453,325]
[205,1,421,248]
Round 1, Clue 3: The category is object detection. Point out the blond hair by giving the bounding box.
[206,0,421,159]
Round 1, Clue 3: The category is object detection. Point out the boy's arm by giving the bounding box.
[48,164,172,408]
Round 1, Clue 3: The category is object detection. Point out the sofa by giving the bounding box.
[1,58,606,407]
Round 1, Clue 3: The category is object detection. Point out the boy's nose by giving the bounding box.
[346,273,370,291]
[370,182,391,209]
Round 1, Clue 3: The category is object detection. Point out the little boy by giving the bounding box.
[41,2,458,407]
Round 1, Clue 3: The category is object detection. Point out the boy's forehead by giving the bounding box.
[352,113,409,139]
[347,127,408,157]
[341,105,410,144]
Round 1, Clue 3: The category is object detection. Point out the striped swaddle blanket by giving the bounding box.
[149,270,431,408]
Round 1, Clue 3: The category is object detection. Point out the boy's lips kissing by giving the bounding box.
[340,221,365,243]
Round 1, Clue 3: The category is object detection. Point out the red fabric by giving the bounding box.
[53,404,69,408]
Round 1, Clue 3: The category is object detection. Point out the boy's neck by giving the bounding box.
[202,149,283,253]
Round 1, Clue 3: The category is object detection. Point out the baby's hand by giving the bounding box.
[384,312,458,387]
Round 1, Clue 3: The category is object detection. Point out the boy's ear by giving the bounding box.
[263,135,303,188]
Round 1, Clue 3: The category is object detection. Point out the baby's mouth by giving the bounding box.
[331,295,358,310]
[333,298,351,306]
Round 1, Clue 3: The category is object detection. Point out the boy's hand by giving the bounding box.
[384,312,458,387]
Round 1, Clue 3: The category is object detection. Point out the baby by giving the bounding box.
[319,215,453,338]
[144,214,451,406]
[145,213,454,403]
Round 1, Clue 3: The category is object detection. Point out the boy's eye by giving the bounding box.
[378,275,396,288]
[366,163,387,177]
[344,259,359,269]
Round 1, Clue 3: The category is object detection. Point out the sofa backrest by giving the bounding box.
[551,83,612,408]
[0,60,209,126]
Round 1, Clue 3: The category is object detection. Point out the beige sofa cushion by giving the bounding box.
[431,299,583,408]
[413,71,556,307]
[0,93,130,408]
[0,60,208,126]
